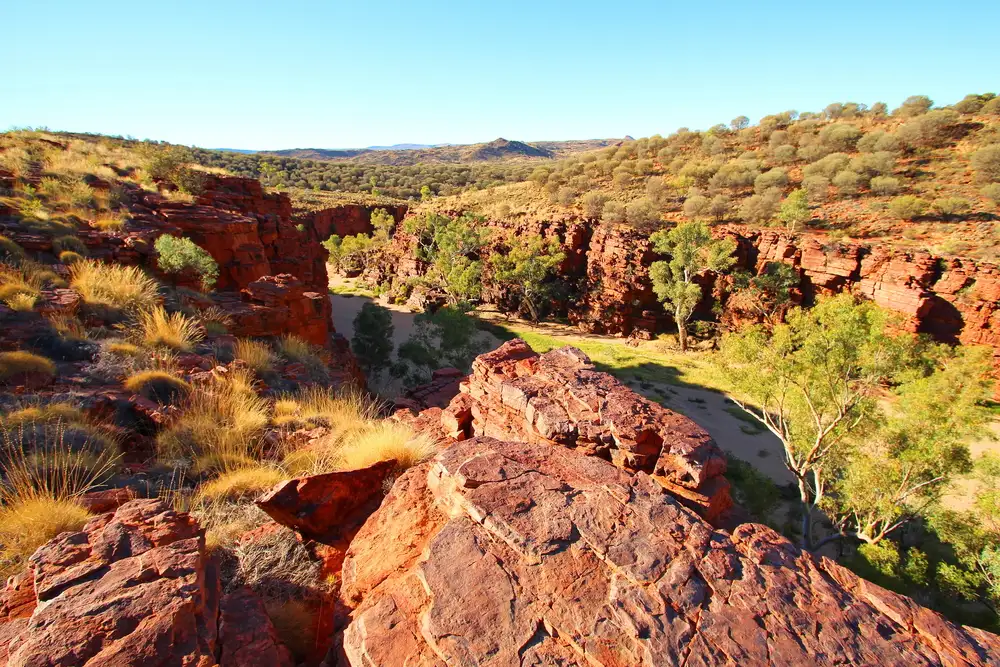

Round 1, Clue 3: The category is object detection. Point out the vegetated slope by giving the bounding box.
[260,137,619,166]
[428,94,1000,260]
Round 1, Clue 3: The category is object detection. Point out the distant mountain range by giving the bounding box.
[225,137,624,166]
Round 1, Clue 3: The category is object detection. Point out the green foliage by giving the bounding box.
[983,183,1000,204]
[754,168,788,194]
[725,455,782,524]
[831,170,864,197]
[0,235,25,263]
[351,302,394,376]
[801,175,830,203]
[894,95,933,117]
[581,191,609,218]
[737,187,782,225]
[154,235,219,290]
[323,234,374,275]
[369,208,396,242]
[489,234,566,321]
[649,222,736,351]
[777,189,810,231]
[971,144,1000,183]
[720,294,993,549]
[393,307,490,385]
[931,197,972,219]
[870,176,901,196]
[889,195,928,220]
[728,262,798,326]
[404,212,489,308]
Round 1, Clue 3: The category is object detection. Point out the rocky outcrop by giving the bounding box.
[0,499,292,667]
[417,340,731,522]
[297,203,409,241]
[337,436,1000,666]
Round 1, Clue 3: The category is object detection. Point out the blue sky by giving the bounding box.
[6,1,998,150]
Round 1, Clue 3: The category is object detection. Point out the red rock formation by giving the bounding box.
[0,499,293,667]
[336,436,1000,666]
[256,459,397,541]
[419,340,731,522]
[297,203,409,241]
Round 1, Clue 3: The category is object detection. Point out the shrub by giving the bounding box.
[52,235,87,256]
[233,339,277,374]
[870,176,901,196]
[803,153,851,178]
[351,303,394,375]
[738,187,783,225]
[92,212,126,231]
[708,194,731,220]
[754,168,789,194]
[70,260,159,312]
[124,370,191,404]
[58,250,84,265]
[932,197,972,219]
[983,183,1000,204]
[971,144,1000,183]
[599,201,625,226]
[896,110,960,150]
[819,123,863,152]
[832,170,864,197]
[858,130,901,154]
[983,98,1000,116]
[893,95,933,117]
[889,196,928,220]
[625,198,660,228]
[154,236,219,290]
[139,306,204,351]
[581,191,609,218]
[683,193,710,219]
[802,175,831,203]
[0,351,56,383]
[196,465,285,501]
[0,235,26,263]
[772,144,797,165]
[777,189,811,231]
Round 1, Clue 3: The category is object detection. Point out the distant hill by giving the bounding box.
[258,137,622,166]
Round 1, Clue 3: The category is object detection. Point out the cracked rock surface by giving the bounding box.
[338,437,1000,666]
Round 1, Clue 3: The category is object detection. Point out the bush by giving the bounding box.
[154,235,219,290]
[738,188,782,225]
[625,198,660,228]
[139,305,205,351]
[870,176,901,196]
[971,144,1000,183]
[52,235,86,256]
[983,98,1000,116]
[858,130,901,154]
[124,370,191,404]
[4,292,37,311]
[819,123,863,151]
[70,260,159,312]
[832,170,864,197]
[932,197,972,219]
[983,183,1000,204]
[683,193,710,219]
[0,235,25,263]
[896,110,960,150]
[581,191,608,218]
[802,175,831,203]
[893,95,933,117]
[803,152,851,178]
[0,351,56,383]
[754,168,789,194]
[778,189,811,231]
[351,302,394,375]
[708,194,731,220]
[233,339,277,374]
[889,196,928,220]
[600,201,625,225]
[772,144,797,165]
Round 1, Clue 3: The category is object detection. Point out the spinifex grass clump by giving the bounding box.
[138,305,205,352]
[70,259,159,313]
[0,415,120,576]
[233,338,277,374]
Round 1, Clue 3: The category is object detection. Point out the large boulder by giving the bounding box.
[336,437,1000,666]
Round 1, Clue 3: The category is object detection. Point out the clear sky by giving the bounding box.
[6,0,998,150]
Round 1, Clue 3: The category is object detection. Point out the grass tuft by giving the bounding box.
[335,422,434,471]
[0,351,56,383]
[124,370,191,404]
[196,465,285,502]
[233,339,277,374]
[70,259,159,312]
[138,305,205,351]
[3,292,37,311]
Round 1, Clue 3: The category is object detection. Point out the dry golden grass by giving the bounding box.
[0,266,41,302]
[196,465,285,502]
[0,402,84,428]
[0,234,25,262]
[124,370,191,404]
[91,212,126,231]
[234,339,277,374]
[138,306,204,351]
[46,314,88,341]
[70,260,159,312]
[157,368,270,472]
[264,599,320,662]
[58,250,84,265]
[52,235,86,256]
[0,421,120,576]
[0,351,56,382]
[335,422,434,471]
[3,292,37,311]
